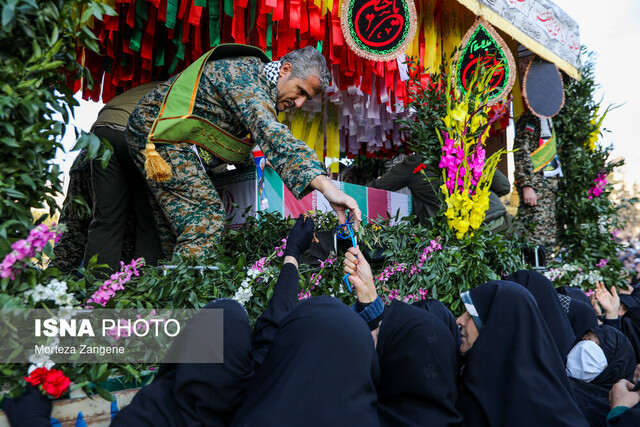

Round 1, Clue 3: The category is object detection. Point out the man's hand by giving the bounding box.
[595,280,620,320]
[310,175,362,230]
[609,379,640,409]
[343,246,377,303]
[633,364,640,383]
[522,186,537,206]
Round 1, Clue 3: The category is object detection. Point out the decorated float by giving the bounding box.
[1,0,600,425]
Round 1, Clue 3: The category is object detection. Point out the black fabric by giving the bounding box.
[504,270,576,358]
[231,297,380,427]
[569,377,610,427]
[631,285,640,304]
[589,325,636,389]
[112,299,253,426]
[569,298,599,337]
[607,405,640,426]
[459,281,587,427]
[85,126,164,273]
[282,214,314,262]
[602,317,622,331]
[252,263,299,369]
[621,307,640,364]
[376,300,461,427]
[558,286,591,305]
[412,298,462,354]
[1,385,52,427]
[620,294,639,311]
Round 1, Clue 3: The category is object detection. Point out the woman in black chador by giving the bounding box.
[455,280,588,427]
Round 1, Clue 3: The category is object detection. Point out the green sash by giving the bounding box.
[148,44,270,164]
[531,130,557,173]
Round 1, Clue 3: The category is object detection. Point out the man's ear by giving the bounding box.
[279,62,293,77]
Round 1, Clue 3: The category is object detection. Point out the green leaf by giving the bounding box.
[2,4,15,27]
[95,386,114,402]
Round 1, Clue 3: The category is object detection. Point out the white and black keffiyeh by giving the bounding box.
[263,61,281,86]
[558,294,571,314]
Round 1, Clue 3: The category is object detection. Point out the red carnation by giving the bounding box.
[24,367,49,386]
[413,163,426,174]
[41,369,70,398]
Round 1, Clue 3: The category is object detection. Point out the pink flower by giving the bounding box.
[298,290,311,300]
[11,240,33,260]
[87,258,144,307]
[319,257,336,268]
[0,253,18,279]
[596,258,609,268]
[251,257,268,273]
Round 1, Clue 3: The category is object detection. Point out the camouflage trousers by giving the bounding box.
[516,177,558,249]
[127,136,225,259]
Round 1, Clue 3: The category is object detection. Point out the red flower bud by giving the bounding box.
[24,367,49,386]
[413,163,426,174]
[41,369,70,399]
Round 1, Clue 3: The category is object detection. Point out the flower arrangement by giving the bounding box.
[585,103,612,152]
[1,223,63,279]
[382,288,430,304]
[24,367,71,399]
[436,60,508,239]
[544,262,604,288]
[87,258,144,307]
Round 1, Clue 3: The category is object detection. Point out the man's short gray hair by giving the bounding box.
[280,46,332,92]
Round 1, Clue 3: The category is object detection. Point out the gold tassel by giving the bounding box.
[142,142,172,182]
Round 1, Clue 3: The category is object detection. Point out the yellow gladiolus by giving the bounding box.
[451,103,468,123]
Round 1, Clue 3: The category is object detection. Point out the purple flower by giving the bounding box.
[87,258,144,307]
[11,240,33,260]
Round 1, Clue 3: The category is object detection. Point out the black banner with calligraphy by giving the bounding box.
[341,0,417,61]
[455,17,515,106]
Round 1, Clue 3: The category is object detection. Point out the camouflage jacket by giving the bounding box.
[127,56,326,199]
[513,111,554,191]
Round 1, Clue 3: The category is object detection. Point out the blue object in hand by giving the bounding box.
[336,214,357,293]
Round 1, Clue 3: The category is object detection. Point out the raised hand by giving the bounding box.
[343,246,377,303]
[594,280,620,320]
[283,214,315,262]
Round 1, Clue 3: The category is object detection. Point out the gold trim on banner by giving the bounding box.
[522,58,566,119]
[454,17,516,106]
[454,0,581,80]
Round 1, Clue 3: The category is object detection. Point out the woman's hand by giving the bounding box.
[595,280,620,320]
[343,246,377,303]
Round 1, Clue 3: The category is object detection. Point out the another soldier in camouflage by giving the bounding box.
[127,46,361,259]
[513,111,559,253]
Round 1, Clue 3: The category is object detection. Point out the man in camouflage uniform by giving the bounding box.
[513,111,560,254]
[127,46,361,259]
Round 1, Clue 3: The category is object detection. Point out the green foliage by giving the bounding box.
[360,214,523,314]
[553,50,625,287]
[1,209,523,396]
[0,0,114,255]
[396,58,449,168]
